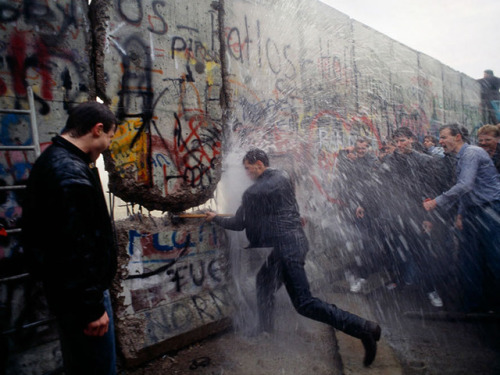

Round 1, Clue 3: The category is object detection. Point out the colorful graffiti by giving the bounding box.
[0,0,92,263]
[115,220,231,349]
[0,0,91,114]
[223,8,481,211]
[101,0,223,209]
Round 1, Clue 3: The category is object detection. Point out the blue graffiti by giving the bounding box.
[128,229,196,255]
[1,114,32,146]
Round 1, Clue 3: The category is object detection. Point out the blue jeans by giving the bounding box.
[460,202,500,312]
[256,231,369,338]
[57,290,116,375]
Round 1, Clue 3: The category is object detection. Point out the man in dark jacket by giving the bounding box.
[377,127,444,307]
[22,102,118,375]
[335,137,381,292]
[477,69,500,124]
[206,148,381,367]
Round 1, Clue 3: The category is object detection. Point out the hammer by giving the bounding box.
[169,212,232,225]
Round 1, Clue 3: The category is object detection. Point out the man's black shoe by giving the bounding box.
[361,321,381,367]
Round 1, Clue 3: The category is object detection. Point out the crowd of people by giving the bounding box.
[19,95,500,373]
[335,123,500,314]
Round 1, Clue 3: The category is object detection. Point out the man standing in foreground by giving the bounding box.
[423,124,500,313]
[206,148,381,367]
[22,102,118,375]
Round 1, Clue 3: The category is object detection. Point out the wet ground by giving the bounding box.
[119,286,342,375]
[118,263,500,375]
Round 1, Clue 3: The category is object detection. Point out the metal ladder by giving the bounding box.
[0,86,40,239]
[0,88,60,375]
[0,86,42,308]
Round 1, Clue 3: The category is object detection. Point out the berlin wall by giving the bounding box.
[0,2,96,373]
[0,0,483,373]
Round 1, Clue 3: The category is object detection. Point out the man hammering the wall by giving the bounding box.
[206,148,382,367]
[22,102,118,375]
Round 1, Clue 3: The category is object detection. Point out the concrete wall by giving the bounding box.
[0,0,94,271]
[223,0,480,208]
[220,0,481,258]
[112,216,232,365]
[0,2,94,373]
[92,0,225,212]
[0,0,484,373]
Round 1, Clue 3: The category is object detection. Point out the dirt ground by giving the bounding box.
[119,246,345,375]
[119,291,342,375]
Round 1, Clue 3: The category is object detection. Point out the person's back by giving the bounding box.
[479,73,500,100]
[478,70,500,123]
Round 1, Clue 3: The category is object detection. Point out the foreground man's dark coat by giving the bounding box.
[22,135,117,326]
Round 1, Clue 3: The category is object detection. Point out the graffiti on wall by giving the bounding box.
[100,0,223,209]
[0,0,92,261]
[116,221,230,344]
[0,0,91,114]
[141,285,231,346]
[223,7,481,207]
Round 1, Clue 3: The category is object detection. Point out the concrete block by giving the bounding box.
[90,0,224,211]
[112,215,233,365]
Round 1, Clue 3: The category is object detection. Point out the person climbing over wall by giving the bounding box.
[22,102,118,375]
[205,148,382,367]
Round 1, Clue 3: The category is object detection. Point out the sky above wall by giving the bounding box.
[319,0,500,79]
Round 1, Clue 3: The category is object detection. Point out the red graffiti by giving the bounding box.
[0,78,6,96]
[7,32,53,100]
[8,33,27,96]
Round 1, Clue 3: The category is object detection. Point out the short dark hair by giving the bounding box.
[355,137,370,145]
[61,102,117,137]
[439,123,469,142]
[392,127,414,139]
[424,135,438,146]
[484,69,494,76]
[243,148,269,167]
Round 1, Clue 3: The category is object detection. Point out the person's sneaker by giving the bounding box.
[350,278,366,293]
[385,282,397,290]
[361,321,381,367]
[428,291,443,307]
